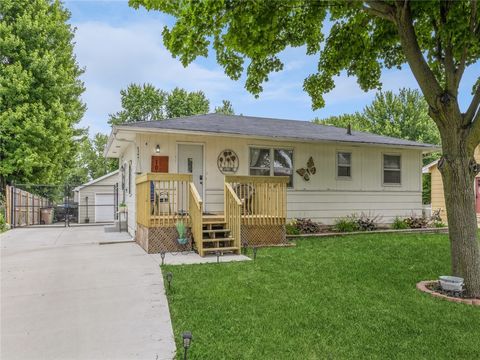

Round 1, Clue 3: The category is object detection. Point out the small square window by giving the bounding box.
[337,152,351,178]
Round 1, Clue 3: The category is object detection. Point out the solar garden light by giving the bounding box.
[182,331,192,360]
[215,250,220,263]
[253,246,258,261]
[242,240,248,255]
[160,251,166,265]
[166,272,173,290]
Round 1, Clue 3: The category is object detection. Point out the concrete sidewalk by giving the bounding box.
[1,226,176,360]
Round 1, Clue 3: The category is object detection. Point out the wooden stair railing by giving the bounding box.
[224,182,242,254]
[188,182,204,256]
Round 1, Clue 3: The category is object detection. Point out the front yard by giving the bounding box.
[164,233,480,359]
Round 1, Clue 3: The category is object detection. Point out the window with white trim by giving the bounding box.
[249,148,294,187]
[383,154,401,184]
[337,152,351,178]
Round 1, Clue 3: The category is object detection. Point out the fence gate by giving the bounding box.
[4,183,119,228]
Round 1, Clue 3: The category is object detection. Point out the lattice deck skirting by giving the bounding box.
[241,224,286,246]
[136,223,192,254]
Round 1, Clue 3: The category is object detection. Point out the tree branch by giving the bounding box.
[439,1,457,95]
[393,1,443,116]
[454,0,477,91]
[467,109,480,151]
[465,84,480,124]
[362,5,393,21]
[363,1,395,21]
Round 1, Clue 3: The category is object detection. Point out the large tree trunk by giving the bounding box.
[438,133,480,298]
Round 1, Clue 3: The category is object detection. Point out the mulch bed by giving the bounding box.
[416,280,480,306]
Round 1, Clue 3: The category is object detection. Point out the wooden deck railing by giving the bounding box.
[224,183,242,251]
[136,173,192,227]
[224,175,288,226]
[189,182,203,256]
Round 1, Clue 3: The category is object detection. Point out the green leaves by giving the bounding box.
[315,88,441,164]
[0,0,85,186]
[214,100,235,115]
[130,0,478,114]
[108,83,235,124]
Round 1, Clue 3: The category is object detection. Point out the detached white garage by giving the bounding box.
[73,170,119,224]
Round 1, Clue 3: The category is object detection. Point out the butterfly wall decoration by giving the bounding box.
[296,157,316,181]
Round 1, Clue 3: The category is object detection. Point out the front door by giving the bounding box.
[178,144,204,197]
[476,178,480,213]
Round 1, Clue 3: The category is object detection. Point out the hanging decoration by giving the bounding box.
[296,157,316,181]
[217,149,239,174]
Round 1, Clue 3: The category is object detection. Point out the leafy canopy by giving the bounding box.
[130,0,479,147]
[0,0,86,187]
[214,99,235,115]
[109,83,235,125]
[316,88,441,149]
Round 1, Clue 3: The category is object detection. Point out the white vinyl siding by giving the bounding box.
[118,132,423,233]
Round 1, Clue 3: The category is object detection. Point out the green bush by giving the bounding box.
[286,222,301,235]
[334,215,359,232]
[391,217,408,230]
[0,213,7,233]
[432,221,447,228]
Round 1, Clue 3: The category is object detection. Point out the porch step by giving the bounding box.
[202,220,226,225]
[202,228,231,233]
[202,237,234,243]
[202,246,238,253]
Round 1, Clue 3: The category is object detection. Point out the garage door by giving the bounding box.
[95,193,114,222]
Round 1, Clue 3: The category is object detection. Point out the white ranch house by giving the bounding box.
[104,114,436,255]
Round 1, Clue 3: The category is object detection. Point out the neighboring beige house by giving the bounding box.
[423,146,480,222]
[73,170,119,224]
[104,114,436,255]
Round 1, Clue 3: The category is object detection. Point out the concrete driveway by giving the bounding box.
[1,226,176,360]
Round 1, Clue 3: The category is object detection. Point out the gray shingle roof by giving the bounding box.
[117,113,436,149]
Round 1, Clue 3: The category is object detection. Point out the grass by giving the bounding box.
[163,233,480,359]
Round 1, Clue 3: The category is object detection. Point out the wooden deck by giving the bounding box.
[136,173,288,256]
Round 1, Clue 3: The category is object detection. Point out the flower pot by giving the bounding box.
[118,207,127,213]
[177,237,188,245]
[85,218,90,223]
[439,276,464,292]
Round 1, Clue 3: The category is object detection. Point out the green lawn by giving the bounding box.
[163,233,480,359]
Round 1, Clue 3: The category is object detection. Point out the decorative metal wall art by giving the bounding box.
[217,149,239,174]
[296,157,316,181]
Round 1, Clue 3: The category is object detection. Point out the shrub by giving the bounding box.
[404,214,429,229]
[294,218,322,234]
[356,213,380,231]
[0,213,7,233]
[286,221,301,235]
[285,218,321,234]
[432,221,447,228]
[391,217,408,230]
[334,215,359,232]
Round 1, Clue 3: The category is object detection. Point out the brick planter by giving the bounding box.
[416,280,480,306]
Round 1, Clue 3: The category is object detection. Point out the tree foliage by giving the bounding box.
[108,83,167,124]
[130,0,480,295]
[316,88,441,162]
[0,0,86,188]
[214,99,235,115]
[109,84,232,125]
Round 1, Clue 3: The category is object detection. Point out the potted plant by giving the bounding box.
[119,202,127,213]
[176,220,188,245]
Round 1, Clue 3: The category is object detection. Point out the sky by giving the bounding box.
[64,0,480,136]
